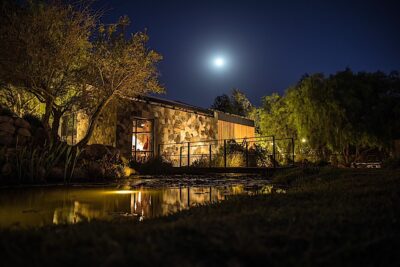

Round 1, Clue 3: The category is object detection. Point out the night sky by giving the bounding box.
[96,0,400,107]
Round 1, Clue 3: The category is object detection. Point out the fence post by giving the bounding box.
[272,136,276,169]
[291,137,295,166]
[245,141,249,167]
[209,144,212,168]
[224,139,227,168]
[179,146,183,167]
[187,142,190,167]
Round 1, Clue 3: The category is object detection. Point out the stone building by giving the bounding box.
[60,96,255,165]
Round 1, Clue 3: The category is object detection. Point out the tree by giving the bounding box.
[0,85,43,117]
[75,16,164,147]
[231,89,254,117]
[257,69,400,164]
[211,89,253,117]
[0,0,95,132]
[211,94,233,113]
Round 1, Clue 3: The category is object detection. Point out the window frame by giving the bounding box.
[132,118,154,162]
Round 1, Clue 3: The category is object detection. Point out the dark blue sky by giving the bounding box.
[96,0,400,107]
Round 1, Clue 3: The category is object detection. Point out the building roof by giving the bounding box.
[134,95,254,127]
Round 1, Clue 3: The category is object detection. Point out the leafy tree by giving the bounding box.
[75,16,164,147]
[211,89,253,117]
[211,94,233,114]
[257,69,400,164]
[0,85,43,117]
[0,0,95,132]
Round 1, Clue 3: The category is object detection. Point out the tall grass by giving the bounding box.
[13,137,81,183]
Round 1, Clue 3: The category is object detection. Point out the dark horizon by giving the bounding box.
[95,0,400,107]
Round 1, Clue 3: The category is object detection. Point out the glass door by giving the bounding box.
[132,119,154,162]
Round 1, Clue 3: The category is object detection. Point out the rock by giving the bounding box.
[0,135,13,145]
[1,163,13,176]
[14,118,31,129]
[0,131,10,136]
[17,128,31,137]
[15,135,29,146]
[0,122,15,134]
[81,144,121,162]
[0,116,13,123]
[71,167,88,180]
[86,161,105,178]
[47,167,65,181]
[32,127,49,147]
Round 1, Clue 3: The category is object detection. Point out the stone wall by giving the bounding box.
[71,102,117,146]
[116,99,218,162]
[88,103,117,146]
[70,98,255,166]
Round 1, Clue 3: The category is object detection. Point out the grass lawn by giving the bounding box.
[1,168,399,266]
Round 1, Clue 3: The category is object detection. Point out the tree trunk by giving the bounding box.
[74,96,112,148]
[42,98,53,130]
[343,144,350,166]
[51,108,63,141]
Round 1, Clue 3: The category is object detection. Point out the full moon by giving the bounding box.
[214,57,225,67]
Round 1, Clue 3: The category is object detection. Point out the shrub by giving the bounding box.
[382,157,400,169]
[22,114,44,129]
[130,156,173,175]
[0,105,15,116]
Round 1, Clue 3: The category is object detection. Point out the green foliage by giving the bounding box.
[257,69,400,164]
[211,89,253,117]
[14,139,67,183]
[0,105,15,116]
[130,157,173,175]
[0,137,81,184]
[0,86,43,117]
[0,0,95,129]
[22,114,44,129]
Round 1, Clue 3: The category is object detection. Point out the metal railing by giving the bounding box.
[157,136,295,168]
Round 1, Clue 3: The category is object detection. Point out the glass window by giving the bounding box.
[132,119,153,162]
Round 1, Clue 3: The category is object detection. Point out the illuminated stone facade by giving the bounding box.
[62,96,255,164]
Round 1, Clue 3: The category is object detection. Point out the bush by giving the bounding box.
[0,105,15,116]
[130,156,173,175]
[22,114,44,129]
[382,157,400,169]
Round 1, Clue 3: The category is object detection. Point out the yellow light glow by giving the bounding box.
[109,190,136,194]
[301,138,307,143]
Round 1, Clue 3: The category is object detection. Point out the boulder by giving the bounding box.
[1,163,13,176]
[0,122,15,134]
[71,167,88,180]
[0,135,13,146]
[86,161,105,178]
[17,128,31,137]
[47,167,65,181]
[32,127,50,147]
[14,118,31,129]
[81,144,121,162]
[0,116,13,123]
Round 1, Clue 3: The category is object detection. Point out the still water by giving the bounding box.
[0,184,266,228]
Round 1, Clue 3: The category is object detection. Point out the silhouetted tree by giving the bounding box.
[211,89,253,117]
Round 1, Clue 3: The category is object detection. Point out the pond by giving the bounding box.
[0,176,278,228]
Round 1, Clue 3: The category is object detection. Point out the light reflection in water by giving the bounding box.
[0,185,270,228]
